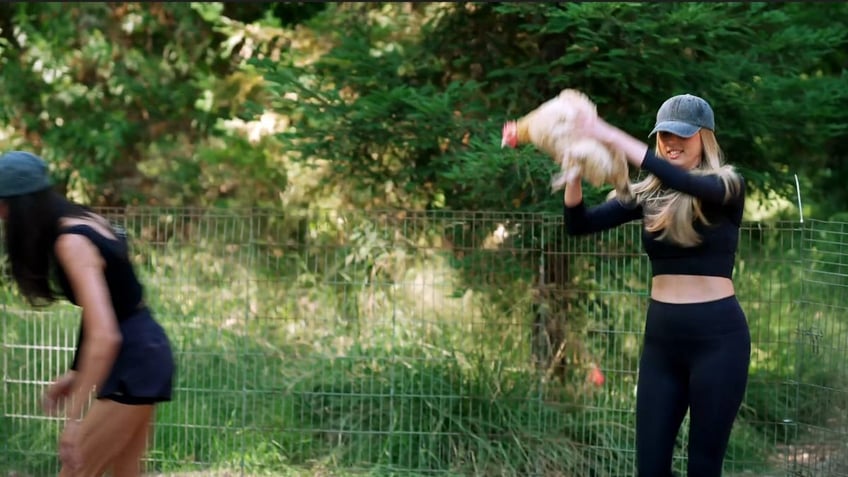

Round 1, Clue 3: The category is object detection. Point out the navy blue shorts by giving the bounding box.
[97,308,175,405]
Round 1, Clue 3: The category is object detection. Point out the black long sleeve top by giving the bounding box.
[563,150,745,279]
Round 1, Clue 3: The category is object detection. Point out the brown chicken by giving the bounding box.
[501,89,633,202]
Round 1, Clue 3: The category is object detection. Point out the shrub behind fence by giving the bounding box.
[2,208,846,476]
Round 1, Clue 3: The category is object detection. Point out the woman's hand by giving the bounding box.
[42,371,76,416]
[571,105,608,141]
[576,111,650,168]
[59,419,83,471]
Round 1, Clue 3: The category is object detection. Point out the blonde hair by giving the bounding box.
[629,129,742,247]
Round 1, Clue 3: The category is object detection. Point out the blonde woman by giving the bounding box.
[0,151,174,476]
[564,94,749,477]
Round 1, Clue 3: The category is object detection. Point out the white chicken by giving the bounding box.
[501,89,633,202]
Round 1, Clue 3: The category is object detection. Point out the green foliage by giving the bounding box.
[247,2,848,215]
[0,4,214,202]
[421,2,848,212]
[2,2,848,213]
[4,210,843,476]
[0,3,294,207]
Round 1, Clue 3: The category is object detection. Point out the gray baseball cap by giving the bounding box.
[649,94,715,138]
[0,151,53,198]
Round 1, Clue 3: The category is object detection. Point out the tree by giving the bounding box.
[259,2,848,216]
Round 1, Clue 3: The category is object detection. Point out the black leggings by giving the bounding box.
[636,296,750,477]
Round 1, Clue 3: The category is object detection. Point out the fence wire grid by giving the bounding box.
[2,208,847,477]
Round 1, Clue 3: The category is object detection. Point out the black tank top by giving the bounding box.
[53,223,145,320]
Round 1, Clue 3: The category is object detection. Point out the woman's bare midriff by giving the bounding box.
[651,274,735,304]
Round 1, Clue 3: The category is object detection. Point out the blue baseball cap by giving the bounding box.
[649,94,715,138]
[0,151,53,198]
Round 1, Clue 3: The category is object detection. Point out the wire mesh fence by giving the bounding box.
[1,207,846,476]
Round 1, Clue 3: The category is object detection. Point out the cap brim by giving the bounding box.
[649,121,700,138]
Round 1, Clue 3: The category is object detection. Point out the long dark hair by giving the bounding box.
[4,189,92,305]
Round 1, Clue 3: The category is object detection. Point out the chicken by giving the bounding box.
[501,89,633,202]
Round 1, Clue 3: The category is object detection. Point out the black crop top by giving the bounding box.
[53,224,145,318]
[564,150,745,279]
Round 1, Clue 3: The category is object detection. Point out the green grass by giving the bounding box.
[2,214,846,476]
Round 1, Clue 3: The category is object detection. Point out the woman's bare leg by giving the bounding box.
[58,399,154,477]
[110,408,155,477]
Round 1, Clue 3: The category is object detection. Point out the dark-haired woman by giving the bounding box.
[0,151,174,476]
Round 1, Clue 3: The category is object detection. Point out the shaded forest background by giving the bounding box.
[0,2,846,218]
